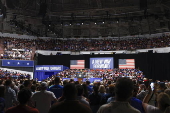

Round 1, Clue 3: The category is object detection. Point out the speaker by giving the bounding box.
[140,0,147,10]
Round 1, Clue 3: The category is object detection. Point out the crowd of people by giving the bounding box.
[1,35,170,54]
[0,71,170,113]
[0,69,31,80]
[2,37,34,60]
[51,68,144,81]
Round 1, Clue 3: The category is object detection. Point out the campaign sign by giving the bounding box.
[2,60,34,67]
[90,57,114,69]
[35,65,63,71]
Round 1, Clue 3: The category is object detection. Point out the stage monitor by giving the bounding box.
[90,57,114,69]
[70,60,85,69]
[119,59,135,69]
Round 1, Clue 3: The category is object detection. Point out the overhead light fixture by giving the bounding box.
[82,22,83,25]
[103,21,105,24]
[95,22,96,24]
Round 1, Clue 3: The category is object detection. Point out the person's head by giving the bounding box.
[93,85,99,94]
[0,79,3,85]
[75,81,79,85]
[54,77,60,84]
[63,83,77,99]
[63,80,69,86]
[86,81,90,85]
[98,85,106,93]
[69,79,74,83]
[115,78,134,101]
[139,84,146,90]
[158,82,167,90]
[157,92,170,112]
[40,82,47,90]
[76,84,84,96]
[107,80,112,85]
[4,79,12,86]
[19,85,24,90]
[108,84,115,96]
[23,80,32,89]
[164,89,170,97]
[133,85,139,97]
[18,88,32,105]
[0,86,5,97]
[31,85,36,92]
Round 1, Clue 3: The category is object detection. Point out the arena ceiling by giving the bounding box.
[1,0,170,38]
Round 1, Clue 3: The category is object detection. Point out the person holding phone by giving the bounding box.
[142,83,170,113]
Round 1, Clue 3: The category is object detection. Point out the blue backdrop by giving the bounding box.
[34,65,68,81]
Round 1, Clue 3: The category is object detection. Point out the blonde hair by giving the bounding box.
[157,93,170,112]
[98,85,106,93]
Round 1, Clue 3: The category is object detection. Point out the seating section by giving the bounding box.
[1,35,170,60]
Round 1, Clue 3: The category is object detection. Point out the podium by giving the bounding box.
[76,74,85,83]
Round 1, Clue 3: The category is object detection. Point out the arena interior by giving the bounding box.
[1,0,170,113]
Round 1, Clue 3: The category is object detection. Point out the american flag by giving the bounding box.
[119,59,135,69]
[70,60,85,69]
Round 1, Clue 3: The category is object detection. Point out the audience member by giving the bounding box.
[76,84,89,106]
[143,91,170,113]
[48,83,92,113]
[97,78,140,113]
[5,88,39,113]
[48,77,63,99]
[0,86,5,113]
[31,82,57,113]
[4,80,18,109]
[89,85,102,113]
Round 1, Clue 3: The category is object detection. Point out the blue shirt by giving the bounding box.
[0,97,5,113]
[48,85,63,99]
[130,97,145,113]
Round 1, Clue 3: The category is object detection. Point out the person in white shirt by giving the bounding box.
[31,82,57,113]
[97,78,140,113]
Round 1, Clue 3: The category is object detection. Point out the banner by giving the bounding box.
[2,60,34,67]
[90,57,114,69]
[35,65,63,71]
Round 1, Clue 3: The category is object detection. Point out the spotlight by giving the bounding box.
[95,22,96,24]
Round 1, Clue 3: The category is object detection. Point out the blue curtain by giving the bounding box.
[34,72,47,81]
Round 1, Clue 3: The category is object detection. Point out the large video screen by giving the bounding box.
[119,59,135,69]
[90,57,114,69]
[70,60,85,69]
